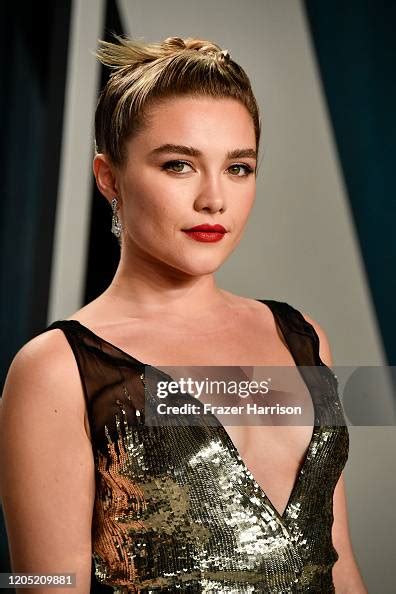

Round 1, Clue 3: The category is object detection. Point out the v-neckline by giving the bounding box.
[57,299,320,522]
[218,422,320,522]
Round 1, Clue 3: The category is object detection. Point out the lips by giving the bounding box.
[182,224,227,243]
[184,224,226,233]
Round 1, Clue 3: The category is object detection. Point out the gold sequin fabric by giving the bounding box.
[41,299,349,593]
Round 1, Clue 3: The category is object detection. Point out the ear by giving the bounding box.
[93,154,119,204]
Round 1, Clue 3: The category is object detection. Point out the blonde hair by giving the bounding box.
[94,34,261,168]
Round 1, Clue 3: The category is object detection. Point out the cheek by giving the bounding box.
[233,188,256,223]
[122,183,183,238]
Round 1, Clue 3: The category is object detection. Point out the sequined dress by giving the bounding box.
[41,299,349,593]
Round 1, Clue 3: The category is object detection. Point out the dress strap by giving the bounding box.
[260,299,342,425]
[37,319,145,410]
[260,299,324,368]
[36,320,94,404]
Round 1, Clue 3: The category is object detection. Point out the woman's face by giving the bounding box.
[114,96,257,277]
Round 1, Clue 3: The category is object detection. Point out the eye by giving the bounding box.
[161,160,193,174]
[160,159,255,177]
[228,163,254,177]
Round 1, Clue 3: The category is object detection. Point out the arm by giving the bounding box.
[331,473,368,593]
[0,330,95,594]
[302,313,368,594]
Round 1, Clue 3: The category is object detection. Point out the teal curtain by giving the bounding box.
[304,0,396,364]
[0,0,71,579]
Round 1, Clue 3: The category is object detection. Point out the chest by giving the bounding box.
[107,310,296,368]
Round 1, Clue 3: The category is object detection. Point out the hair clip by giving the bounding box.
[220,49,230,59]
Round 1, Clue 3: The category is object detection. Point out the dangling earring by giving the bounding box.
[111,197,123,242]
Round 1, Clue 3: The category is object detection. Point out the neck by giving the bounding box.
[101,251,230,320]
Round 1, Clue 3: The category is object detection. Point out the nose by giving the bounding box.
[193,173,226,214]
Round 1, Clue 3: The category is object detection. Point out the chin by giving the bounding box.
[143,242,230,276]
[165,256,226,278]
[187,264,223,277]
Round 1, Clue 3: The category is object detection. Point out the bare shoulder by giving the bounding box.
[1,327,87,426]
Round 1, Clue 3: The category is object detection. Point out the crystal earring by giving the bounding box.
[111,197,123,241]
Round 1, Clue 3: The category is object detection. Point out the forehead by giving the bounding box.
[136,96,255,147]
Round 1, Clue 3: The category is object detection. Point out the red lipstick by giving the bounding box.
[182,224,227,243]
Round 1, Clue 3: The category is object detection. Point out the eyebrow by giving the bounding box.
[148,143,257,160]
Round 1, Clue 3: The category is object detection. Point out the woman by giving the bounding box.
[0,35,367,593]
